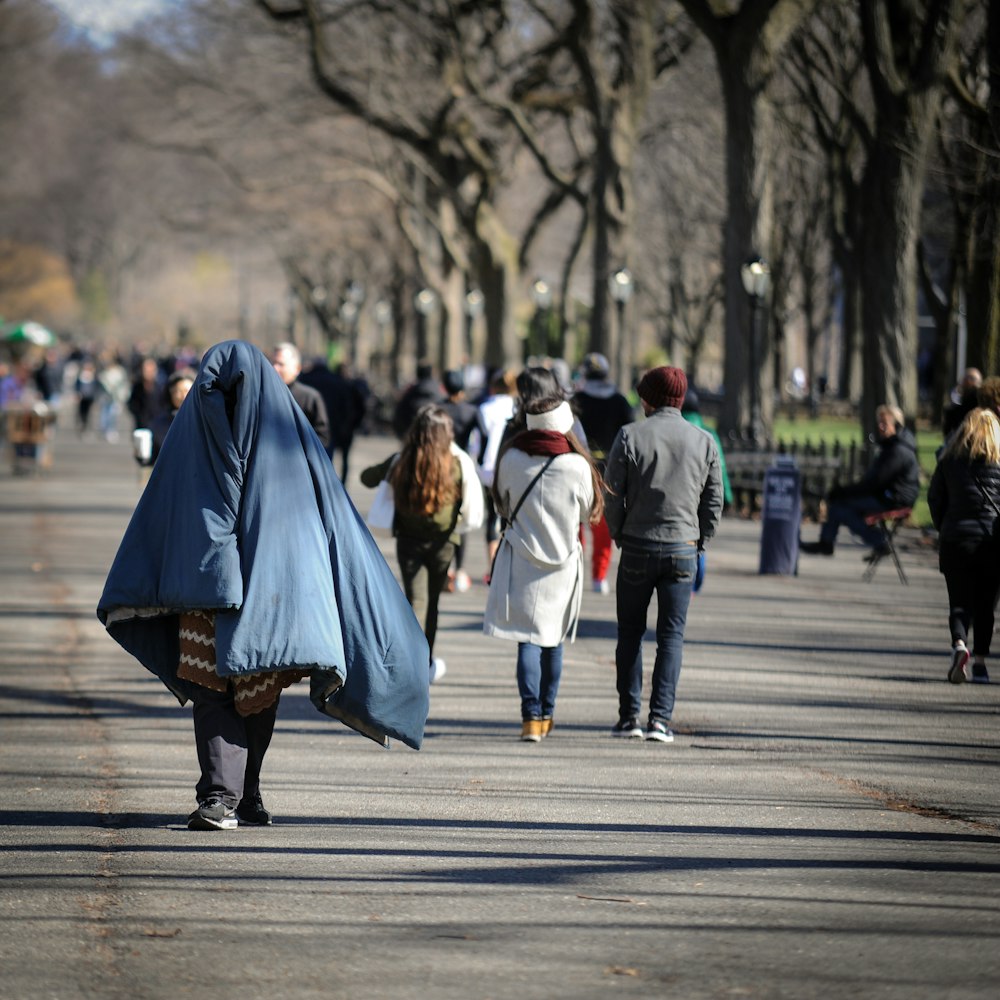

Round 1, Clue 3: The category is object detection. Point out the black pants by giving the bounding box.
[396,534,455,656]
[940,544,1000,656]
[191,685,279,808]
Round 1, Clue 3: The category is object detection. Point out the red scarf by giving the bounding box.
[511,430,573,456]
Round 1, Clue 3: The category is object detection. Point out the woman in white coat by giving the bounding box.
[484,395,605,741]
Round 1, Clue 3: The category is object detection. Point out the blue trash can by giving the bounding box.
[759,456,800,575]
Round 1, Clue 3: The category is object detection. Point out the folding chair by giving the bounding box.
[861,507,912,584]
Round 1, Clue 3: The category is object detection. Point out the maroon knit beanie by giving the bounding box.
[638,366,687,409]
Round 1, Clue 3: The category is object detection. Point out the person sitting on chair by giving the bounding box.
[800,404,920,558]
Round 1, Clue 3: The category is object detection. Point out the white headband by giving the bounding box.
[526,400,574,434]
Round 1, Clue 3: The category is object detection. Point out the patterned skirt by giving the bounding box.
[177,610,308,717]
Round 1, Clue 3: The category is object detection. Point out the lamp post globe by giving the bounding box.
[608,267,634,386]
[414,288,436,362]
[740,256,770,443]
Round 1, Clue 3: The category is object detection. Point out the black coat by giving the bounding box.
[928,455,1000,555]
[838,428,921,509]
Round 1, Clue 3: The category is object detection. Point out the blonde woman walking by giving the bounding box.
[928,407,1000,684]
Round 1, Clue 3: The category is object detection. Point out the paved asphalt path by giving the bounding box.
[1,419,998,999]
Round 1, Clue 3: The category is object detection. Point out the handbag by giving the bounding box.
[366,456,400,532]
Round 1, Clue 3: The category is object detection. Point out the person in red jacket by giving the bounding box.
[573,353,634,594]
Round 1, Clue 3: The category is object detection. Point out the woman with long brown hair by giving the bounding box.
[484,395,605,741]
[362,404,482,684]
[928,406,1000,684]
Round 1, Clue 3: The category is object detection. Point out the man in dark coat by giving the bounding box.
[271,342,331,450]
[299,359,369,480]
[801,404,921,557]
[392,362,443,439]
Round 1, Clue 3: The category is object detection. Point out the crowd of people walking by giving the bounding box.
[9,333,977,831]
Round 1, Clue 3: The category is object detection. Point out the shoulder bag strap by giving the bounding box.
[507,455,556,527]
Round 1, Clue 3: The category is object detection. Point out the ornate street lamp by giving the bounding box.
[740,256,771,443]
[529,278,553,360]
[414,287,437,361]
[609,267,634,387]
[465,288,484,360]
[340,281,365,364]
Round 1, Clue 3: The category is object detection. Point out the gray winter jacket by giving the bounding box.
[603,406,723,546]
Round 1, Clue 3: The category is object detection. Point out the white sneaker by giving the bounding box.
[454,571,471,593]
[429,657,447,684]
[593,579,610,595]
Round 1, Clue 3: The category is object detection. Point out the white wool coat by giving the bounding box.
[483,448,594,647]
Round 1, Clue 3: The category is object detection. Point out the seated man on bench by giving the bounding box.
[800,404,920,558]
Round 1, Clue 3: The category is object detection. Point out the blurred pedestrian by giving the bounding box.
[392,362,444,440]
[148,368,196,464]
[603,366,723,743]
[97,354,130,442]
[127,357,166,432]
[299,358,369,480]
[75,358,101,436]
[681,386,733,508]
[98,341,430,831]
[471,368,518,579]
[942,367,983,439]
[484,396,603,741]
[573,353,634,594]
[928,407,1000,685]
[271,342,331,450]
[440,368,487,593]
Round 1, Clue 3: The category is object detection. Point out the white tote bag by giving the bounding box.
[366,477,396,532]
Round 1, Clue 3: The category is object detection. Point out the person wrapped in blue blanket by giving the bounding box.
[98,340,429,831]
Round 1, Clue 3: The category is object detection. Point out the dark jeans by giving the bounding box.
[615,539,697,725]
[940,545,1000,656]
[820,495,887,548]
[191,685,279,808]
[396,534,455,655]
[516,642,563,720]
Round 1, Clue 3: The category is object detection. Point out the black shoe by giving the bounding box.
[971,663,990,684]
[187,796,237,831]
[610,718,643,738]
[799,540,834,555]
[236,791,273,826]
[863,543,892,562]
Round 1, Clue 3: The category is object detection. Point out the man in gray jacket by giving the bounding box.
[603,366,723,743]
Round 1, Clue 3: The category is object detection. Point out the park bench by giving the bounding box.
[724,446,860,520]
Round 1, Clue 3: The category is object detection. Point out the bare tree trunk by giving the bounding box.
[717,51,775,439]
[857,0,962,429]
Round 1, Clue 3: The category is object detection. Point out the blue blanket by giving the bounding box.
[97,340,429,749]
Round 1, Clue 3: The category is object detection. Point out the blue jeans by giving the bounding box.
[615,540,696,725]
[516,642,563,720]
[820,495,886,548]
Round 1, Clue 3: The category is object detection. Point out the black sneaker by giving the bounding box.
[236,791,273,826]
[799,540,834,555]
[610,718,643,738]
[645,720,675,743]
[971,663,990,684]
[187,796,237,831]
